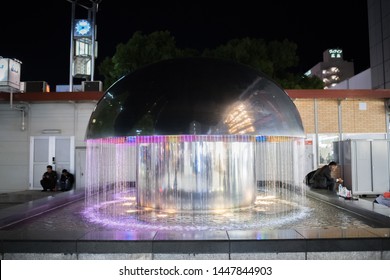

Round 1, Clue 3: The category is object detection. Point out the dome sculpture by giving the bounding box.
[85,57,305,212]
[86,57,304,139]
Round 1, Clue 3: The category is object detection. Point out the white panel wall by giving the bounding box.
[0,101,96,192]
[74,103,96,147]
[30,104,75,136]
[0,105,30,191]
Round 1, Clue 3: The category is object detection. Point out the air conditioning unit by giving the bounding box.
[82,81,103,91]
[24,81,49,92]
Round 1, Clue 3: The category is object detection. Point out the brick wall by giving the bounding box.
[293,98,387,134]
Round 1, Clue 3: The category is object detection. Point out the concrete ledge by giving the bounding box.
[305,188,390,226]
[0,190,85,229]
[1,229,389,256]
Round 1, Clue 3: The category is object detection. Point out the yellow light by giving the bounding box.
[122,196,136,201]
[156,213,168,217]
[122,202,134,206]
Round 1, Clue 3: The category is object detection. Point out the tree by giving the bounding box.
[98,30,199,89]
[98,32,323,90]
[202,38,323,89]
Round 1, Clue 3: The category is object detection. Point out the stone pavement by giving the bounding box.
[0,190,63,210]
[0,189,84,229]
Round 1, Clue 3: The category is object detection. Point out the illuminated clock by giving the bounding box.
[74,19,92,37]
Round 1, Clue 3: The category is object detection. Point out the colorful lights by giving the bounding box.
[86,135,301,145]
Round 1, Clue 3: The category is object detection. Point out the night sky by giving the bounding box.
[2,0,370,88]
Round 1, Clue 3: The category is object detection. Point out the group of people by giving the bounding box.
[40,165,75,192]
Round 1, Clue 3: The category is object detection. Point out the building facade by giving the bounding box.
[0,92,101,192]
[305,49,355,89]
[289,89,390,174]
[1,89,390,193]
[368,0,390,89]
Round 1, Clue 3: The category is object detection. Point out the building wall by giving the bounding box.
[294,97,387,170]
[0,106,30,190]
[0,96,388,192]
[317,100,339,133]
[341,99,386,133]
[368,0,390,89]
[307,49,355,89]
[294,98,387,134]
[0,102,96,192]
[331,68,372,89]
[294,99,315,133]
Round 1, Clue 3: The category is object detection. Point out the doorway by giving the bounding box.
[29,136,75,190]
[75,147,86,190]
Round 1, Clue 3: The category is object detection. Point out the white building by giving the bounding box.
[0,92,101,192]
[330,68,372,89]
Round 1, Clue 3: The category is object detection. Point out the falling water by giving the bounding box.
[84,134,307,231]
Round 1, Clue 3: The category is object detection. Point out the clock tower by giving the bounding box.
[72,18,93,79]
[68,1,101,91]
[74,19,92,37]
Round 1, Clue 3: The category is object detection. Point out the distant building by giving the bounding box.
[330,68,371,89]
[368,0,390,89]
[305,48,355,89]
[331,1,390,90]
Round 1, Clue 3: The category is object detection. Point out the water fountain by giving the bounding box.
[1,57,387,261]
[83,57,308,230]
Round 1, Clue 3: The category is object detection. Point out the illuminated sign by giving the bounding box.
[328,49,343,59]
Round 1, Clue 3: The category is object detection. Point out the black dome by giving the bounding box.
[86,57,304,139]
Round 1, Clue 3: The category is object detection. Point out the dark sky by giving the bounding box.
[2,0,370,88]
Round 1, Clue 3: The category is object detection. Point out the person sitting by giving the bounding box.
[40,165,58,192]
[59,169,75,191]
[309,161,343,191]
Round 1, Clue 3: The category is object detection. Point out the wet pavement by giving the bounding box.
[0,190,63,210]
[0,187,389,259]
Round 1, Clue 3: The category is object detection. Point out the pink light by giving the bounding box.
[87,135,276,144]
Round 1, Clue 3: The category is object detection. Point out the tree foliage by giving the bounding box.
[98,30,200,88]
[98,31,323,90]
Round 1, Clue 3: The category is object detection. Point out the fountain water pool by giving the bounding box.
[83,189,310,231]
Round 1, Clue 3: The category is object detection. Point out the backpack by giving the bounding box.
[304,169,318,186]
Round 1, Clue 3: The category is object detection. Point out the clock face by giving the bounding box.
[74,19,92,37]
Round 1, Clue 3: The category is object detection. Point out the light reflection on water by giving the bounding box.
[2,190,372,232]
[77,188,371,232]
[82,189,310,231]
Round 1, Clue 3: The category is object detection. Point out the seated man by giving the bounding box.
[40,165,58,192]
[309,161,343,191]
[59,169,75,191]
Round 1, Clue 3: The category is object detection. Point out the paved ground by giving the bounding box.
[0,189,70,210]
